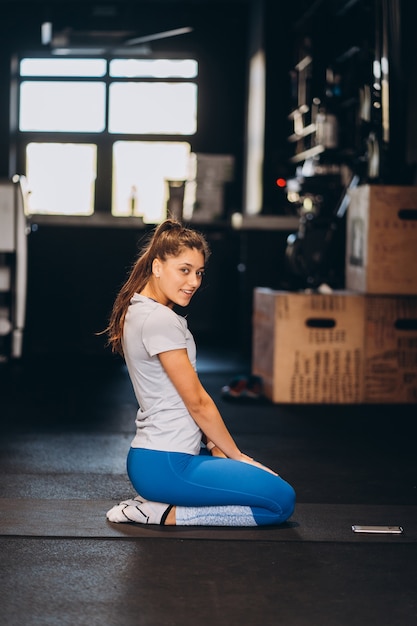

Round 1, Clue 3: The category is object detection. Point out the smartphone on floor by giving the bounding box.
[352,525,404,534]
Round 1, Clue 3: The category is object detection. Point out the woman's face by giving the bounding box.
[153,248,205,308]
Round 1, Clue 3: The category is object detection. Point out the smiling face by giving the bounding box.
[151,247,205,308]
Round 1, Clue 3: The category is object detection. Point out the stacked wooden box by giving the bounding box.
[252,185,417,403]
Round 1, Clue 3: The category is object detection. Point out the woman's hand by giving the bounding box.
[236,452,278,476]
[207,441,278,474]
[210,445,227,458]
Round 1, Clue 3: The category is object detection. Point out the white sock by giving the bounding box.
[106,496,171,525]
[176,504,256,526]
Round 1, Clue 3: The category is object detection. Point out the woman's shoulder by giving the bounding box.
[131,295,186,328]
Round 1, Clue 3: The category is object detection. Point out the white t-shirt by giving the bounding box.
[122,294,202,455]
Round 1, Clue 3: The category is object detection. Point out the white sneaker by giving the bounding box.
[106,497,170,525]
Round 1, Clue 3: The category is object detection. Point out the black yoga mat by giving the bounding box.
[1,498,416,543]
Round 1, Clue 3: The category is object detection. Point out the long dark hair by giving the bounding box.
[105,220,210,356]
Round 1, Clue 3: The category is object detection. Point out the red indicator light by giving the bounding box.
[276,178,286,188]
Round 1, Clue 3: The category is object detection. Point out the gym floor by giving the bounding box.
[1,347,416,626]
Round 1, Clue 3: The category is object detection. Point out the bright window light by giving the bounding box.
[112,141,192,223]
[109,58,198,78]
[20,58,107,76]
[19,81,106,132]
[109,82,197,134]
[26,143,97,215]
[18,56,198,220]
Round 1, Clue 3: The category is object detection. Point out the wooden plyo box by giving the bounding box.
[364,296,417,403]
[346,185,417,295]
[252,288,365,404]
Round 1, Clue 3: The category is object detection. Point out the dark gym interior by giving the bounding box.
[1,1,416,625]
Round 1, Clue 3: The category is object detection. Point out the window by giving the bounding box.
[112,141,192,218]
[108,82,197,134]
[16,56,198,223]
[26,143,97,216]
[20,81,106,132]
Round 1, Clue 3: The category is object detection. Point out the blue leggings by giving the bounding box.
[127,447,296,526]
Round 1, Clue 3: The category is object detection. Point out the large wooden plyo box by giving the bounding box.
[252,288,365,404]
[252,289,417,404]
[364,296,417,403]
[345,185,417,295]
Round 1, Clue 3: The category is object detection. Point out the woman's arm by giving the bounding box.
[158,348,242,459]
[158,348,277,474]
[201,434,226,458]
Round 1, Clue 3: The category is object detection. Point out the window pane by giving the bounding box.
[112,141,192,223]
[26,143,96,215]
[19,81,106,132]
[109,82,197,134]
[109,58,197,78]
[20,58,107,77]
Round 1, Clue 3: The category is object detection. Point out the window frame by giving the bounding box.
[12,52,199,221]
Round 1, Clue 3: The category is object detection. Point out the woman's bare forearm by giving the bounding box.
[187,393,242,459]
